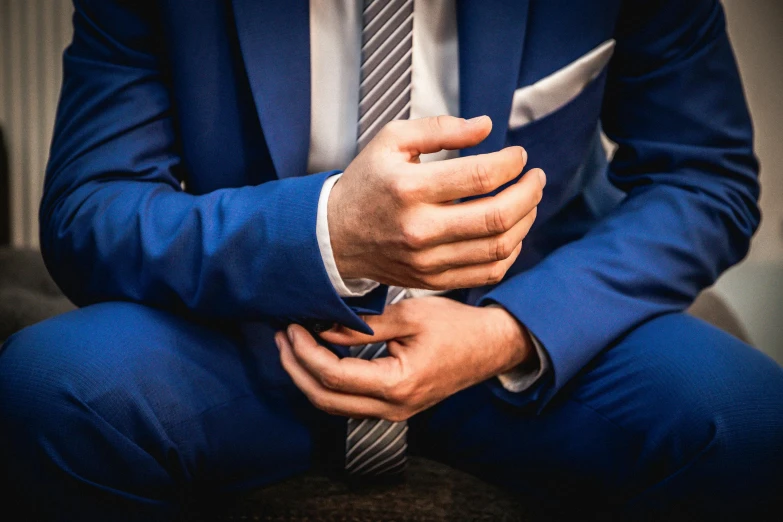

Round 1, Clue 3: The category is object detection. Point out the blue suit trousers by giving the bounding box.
[1,302,782,520]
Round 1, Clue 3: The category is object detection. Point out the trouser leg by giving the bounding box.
[0,302,327,521]
[412,313,783,519]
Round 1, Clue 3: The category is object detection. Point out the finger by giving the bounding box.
[380,115,492,157]
[410,206,536,272]
[318,302,419,346]
[423,241,522,290]
[416,146,527,202]
[431,168,545,242]
[277,331,398,418]
[286,325,401,399]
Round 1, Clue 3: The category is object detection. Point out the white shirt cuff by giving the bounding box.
[316,173,380,298]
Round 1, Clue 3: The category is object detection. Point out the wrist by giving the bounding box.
[485,305,534,373]
[327,177,363,281]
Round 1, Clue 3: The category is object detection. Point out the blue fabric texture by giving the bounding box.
[0,0,778,518]
[37,0,760,407]
[1,305,781,519]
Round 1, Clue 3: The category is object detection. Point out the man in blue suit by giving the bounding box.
[1,0,782,519]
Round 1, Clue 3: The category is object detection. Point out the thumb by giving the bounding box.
[383,115,492,157]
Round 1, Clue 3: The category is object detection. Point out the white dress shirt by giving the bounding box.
[307,0,549,392]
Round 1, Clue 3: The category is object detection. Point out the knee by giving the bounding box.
[623,315,783,497]
[0,303,200,511]
[0,313,97,484]
[1,313,83,422]
[0,303,179,448]
[1,305,122,433]
[681,353,783,493]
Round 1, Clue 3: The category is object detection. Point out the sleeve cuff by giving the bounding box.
[316,173,380,298]
[487,304,551,393]
[496,330,551,393]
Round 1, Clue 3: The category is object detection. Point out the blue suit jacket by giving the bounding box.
[42,0,759,408]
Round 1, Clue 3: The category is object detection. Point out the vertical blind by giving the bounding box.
[0,0,73,248]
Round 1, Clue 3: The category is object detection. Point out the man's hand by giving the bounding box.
[275,297,533,421]
[329,115,545,290]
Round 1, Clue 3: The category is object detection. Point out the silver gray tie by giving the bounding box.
[345,287,409,476]
[345,0,414,477]
[356,0,414,151]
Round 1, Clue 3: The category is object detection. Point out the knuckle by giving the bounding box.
[430,115,449,134]
[401,222,430,250]
[489,235,512,261]
[388,176,416,201]
[415,273,443,291]
[390,381,415,404]
[320,405,339,416]
[409,252,437,274]
[387,387,405,403]
[471,161,493,195]
[319,368,343,391]
[381,364,408,402]
[486,264,507,285]
[378,379,398,403]
[310,393,330,411]
[485,205,509,235]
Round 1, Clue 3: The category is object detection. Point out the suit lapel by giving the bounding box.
[230,0,530,174]
[232,0,311,179]
[457,0,531,156]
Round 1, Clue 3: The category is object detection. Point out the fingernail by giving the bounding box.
[274,332,283,350]
[466,115,488,125]
[537,169,547,188]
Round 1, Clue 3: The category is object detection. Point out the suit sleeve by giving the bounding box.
[479,0,759,408]
[40,0,375,331]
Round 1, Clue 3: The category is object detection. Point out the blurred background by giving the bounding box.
[0,0,781,358]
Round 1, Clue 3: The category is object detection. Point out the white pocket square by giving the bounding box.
[508,39,616,130]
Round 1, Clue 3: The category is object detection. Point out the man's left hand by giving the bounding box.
[275,296,533,421]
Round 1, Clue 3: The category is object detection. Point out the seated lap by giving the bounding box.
[0,302,322,518]
[1,304,781,519]
[415,313,783,517]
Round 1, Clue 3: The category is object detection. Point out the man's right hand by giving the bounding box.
[328,115,545,291]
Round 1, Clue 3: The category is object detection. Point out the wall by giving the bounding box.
[715,0,783,360]
[0,0,73,248]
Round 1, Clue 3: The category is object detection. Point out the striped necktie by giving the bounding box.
[356,0,414,151]
[345,0,414,476]
[345,287,409,476]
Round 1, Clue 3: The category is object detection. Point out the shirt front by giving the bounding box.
[307,0,548,392]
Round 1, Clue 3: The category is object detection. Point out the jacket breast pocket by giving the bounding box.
[507,40,615,224]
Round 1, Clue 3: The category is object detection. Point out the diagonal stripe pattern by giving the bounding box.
[345,286,410,476]
[346,0,415,478]
[356,0,414,152]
